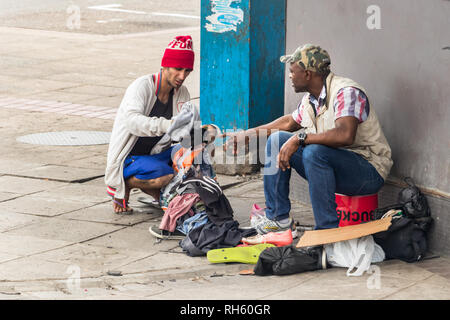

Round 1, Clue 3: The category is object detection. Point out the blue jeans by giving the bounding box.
[263,131,384,230]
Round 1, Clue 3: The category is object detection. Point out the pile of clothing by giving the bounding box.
[155,126,256,256]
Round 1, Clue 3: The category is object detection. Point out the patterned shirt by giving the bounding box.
[291,86,370,125]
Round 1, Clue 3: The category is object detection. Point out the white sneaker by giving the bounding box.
[255,216,298,238]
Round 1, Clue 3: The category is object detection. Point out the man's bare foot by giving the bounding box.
[112,198,133,214]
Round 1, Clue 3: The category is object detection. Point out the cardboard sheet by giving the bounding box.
[296,216,392,248]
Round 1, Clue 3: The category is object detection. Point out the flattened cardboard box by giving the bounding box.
[296,216,392,248]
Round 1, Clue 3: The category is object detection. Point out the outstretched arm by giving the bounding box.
[248,114,302,137]
[221,114,302,155]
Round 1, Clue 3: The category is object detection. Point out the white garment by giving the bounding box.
[324,235,385,277]
[151,101,200,155]
[105,73,190,199]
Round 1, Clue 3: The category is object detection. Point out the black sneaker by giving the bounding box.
[304,245,327,270]
[148,225,185,240]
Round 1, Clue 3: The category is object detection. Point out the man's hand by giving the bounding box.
[277,135,300,171]
[219,130,251,155]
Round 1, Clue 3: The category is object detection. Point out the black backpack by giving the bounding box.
[373,177,433,263]
[398,177,431,219]
[374,177,430,220]
[373,215,431,262]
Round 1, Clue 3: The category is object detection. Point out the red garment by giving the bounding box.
[161,35,194,70]
[159,193,200,232]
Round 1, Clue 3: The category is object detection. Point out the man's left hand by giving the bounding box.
[277,135,301,171]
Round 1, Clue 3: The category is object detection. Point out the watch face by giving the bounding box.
[297,132,306,145]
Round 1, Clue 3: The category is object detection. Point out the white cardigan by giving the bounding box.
[105,72,191,199]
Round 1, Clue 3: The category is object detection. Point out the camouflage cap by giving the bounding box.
[280,44,331,74]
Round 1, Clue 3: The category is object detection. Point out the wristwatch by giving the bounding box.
[297,131,307,147]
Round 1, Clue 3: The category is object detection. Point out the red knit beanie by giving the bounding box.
[161,35,194,70]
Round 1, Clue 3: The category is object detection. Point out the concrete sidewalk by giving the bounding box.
[0,26,449,300]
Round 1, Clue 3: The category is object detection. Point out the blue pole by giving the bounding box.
[200,0,286,132]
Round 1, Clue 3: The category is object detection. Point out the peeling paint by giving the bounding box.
[205,0,244,33]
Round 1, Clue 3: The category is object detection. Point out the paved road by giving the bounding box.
[0,0,200,34]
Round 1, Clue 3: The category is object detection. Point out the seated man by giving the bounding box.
[224,44,393,233]
[105,35,194,213]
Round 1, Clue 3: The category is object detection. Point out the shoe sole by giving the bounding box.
[321,248,327,270]
[148,226,185,240]
[255,227,298,239]
[138,197,161,208]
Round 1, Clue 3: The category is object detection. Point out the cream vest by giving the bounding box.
[300,72,393,180]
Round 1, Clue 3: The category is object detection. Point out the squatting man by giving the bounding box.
[105,35,196,214]
[222,44,393,234]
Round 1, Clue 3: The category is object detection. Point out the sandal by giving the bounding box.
[206,243,275,265]
[112,198,134,215]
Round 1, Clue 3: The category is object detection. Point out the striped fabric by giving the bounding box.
[106,185,116,197]
[152,71,162,96]
[291,86,370,124]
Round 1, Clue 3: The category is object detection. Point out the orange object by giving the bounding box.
[241,229,293,247]
[335,193,378,227]
[172,146,203,173]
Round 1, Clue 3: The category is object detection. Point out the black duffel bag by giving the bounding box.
[373,215,432,263]
[373,177,433,263]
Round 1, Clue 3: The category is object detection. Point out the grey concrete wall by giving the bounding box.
[285,0,450,255]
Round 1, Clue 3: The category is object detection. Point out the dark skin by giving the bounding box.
[221,62,359,171]
[113,66,193,213]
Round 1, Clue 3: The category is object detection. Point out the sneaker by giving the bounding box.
[137,196,161,208]
[242,229,293,247]
[250,204,266,228]
[251,203,266,217]
[303,245,327,270]
[148,225,185,240]
[255,216,292,235]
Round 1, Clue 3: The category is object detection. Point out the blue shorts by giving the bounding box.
[123,146,177,181]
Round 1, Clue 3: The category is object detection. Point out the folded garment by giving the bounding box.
[176,211,209,235]
[180,220,256,257]
[159,193,200,232]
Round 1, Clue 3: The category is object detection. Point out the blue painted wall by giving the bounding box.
[200,0,286,132]
[249,0,286,128]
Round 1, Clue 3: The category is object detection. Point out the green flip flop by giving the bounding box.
[207,243,275,264]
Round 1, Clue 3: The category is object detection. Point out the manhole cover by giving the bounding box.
[17,131,111,146]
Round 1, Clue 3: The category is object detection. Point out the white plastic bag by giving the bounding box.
[324,235,385,277]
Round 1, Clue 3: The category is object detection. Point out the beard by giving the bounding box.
[294,85,307,93]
